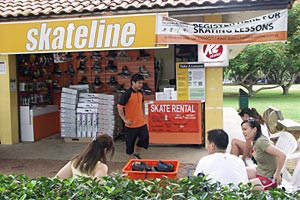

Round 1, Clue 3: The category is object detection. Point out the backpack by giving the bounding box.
[152,160,174,172]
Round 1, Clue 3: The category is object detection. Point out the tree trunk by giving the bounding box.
[281,73,298,95]
[281,85,290,95]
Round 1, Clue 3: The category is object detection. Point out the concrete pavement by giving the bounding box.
[0,107,243,164]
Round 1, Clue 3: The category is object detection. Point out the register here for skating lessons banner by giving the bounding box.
[148,101,199,133]
[156,9,288,44]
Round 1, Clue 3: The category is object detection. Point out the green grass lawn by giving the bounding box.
[223,84,300,122]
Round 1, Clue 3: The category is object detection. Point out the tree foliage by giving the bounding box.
[226,2,300,96]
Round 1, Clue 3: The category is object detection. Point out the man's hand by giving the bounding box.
[124,119,133,126]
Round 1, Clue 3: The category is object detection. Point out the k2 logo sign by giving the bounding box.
[203,44,223,59]
[198,44,228,67]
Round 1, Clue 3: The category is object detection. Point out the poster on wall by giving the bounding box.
[176,62,205,101]
[0,61,6,74]
[198,44,229,67]
[148,101,199,133]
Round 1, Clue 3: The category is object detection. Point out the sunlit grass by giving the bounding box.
[223,84,300,122]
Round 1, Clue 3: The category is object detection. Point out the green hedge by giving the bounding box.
[0,173,299,199]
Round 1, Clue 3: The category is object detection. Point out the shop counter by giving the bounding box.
[20,105,60,142]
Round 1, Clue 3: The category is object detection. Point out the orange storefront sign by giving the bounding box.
[148,101,199,132]
[147,100,203,144]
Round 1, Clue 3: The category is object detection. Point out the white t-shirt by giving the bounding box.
[193,153,248,185]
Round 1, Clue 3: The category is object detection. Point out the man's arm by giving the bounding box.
[117,106,132,126]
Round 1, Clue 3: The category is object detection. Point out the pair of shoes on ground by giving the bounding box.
[133,153,142,159]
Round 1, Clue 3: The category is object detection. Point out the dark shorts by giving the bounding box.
[124,124,149,155]
[256,175,277,190]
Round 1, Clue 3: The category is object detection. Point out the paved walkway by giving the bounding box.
[0,107,243,164]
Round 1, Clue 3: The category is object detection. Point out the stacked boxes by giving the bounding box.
[60,87,79,138]
[98,94,119,138]
[76,93,120,138]
[77,93,102,138]
[61,90,122,139]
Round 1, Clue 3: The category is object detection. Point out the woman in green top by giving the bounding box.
[56,133,115,182]
[242,118,286,191]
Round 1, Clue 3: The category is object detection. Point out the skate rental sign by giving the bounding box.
[148,101,200,133]
[156,9,288,44]
[0,13,167,54]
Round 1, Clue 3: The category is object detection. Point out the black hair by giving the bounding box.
[241,118,262,141]
[207,129,228,150]
[130,73,144,85]
[238,107,265,124]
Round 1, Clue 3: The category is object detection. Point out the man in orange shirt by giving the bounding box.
[117,73,149,159]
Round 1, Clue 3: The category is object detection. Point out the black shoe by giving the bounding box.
[118,66,131,77]
[94,76,103,87]
[77,61,87,73]
[65,64,75,77]
[90,51,102,60]
[76,52,87,61]
[106,50,117,59]
[105,60,117,72]
[107,76,119,87]
[91,60,102,73]
[142,83,152,95]
[65,52,73,61]
[52,64,62,76]
[133,153,142,159]
[137,49,150,60]
[78,76,89,85]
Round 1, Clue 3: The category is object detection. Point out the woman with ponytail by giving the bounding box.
[56,133,115,181]
[230,107,269,163]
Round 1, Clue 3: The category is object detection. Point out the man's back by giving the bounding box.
[194,153,248,185]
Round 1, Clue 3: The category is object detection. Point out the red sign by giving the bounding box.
[148,101,199,133]
[202,44,223,59]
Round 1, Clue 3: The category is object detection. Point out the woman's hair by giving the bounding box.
[241,117,262,141]
[71,133,115,175]
[238,107,265,124]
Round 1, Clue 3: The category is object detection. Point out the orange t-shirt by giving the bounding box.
[117,88,146,128]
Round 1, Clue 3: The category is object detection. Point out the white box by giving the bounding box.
[61,92,78,99]
[77,108,99,114]
[77,103,99,108]
[80,93,102,98]
[81,113,87,137]
[92,113,98,136]
[87,113,93,138]
[62,87,79,95]
[76,113,82,138]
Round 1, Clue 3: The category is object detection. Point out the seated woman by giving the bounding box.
[230,107,269,163]
[56,133,115,181]
[242,118,286,190]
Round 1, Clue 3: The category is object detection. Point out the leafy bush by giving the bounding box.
[0,173,299,199]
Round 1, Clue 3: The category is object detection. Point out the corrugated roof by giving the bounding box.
[0,0,295,20]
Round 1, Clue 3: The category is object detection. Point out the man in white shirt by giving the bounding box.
[194,129,248,185]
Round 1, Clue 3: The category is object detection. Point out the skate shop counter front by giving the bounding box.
[147,100,204,145]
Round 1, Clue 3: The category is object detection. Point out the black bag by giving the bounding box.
[132,161,151,171]
[153,160,174,172]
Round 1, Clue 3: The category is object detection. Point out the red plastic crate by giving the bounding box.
[122,159,180,180]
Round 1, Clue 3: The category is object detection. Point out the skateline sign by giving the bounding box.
[0,13,167,54]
